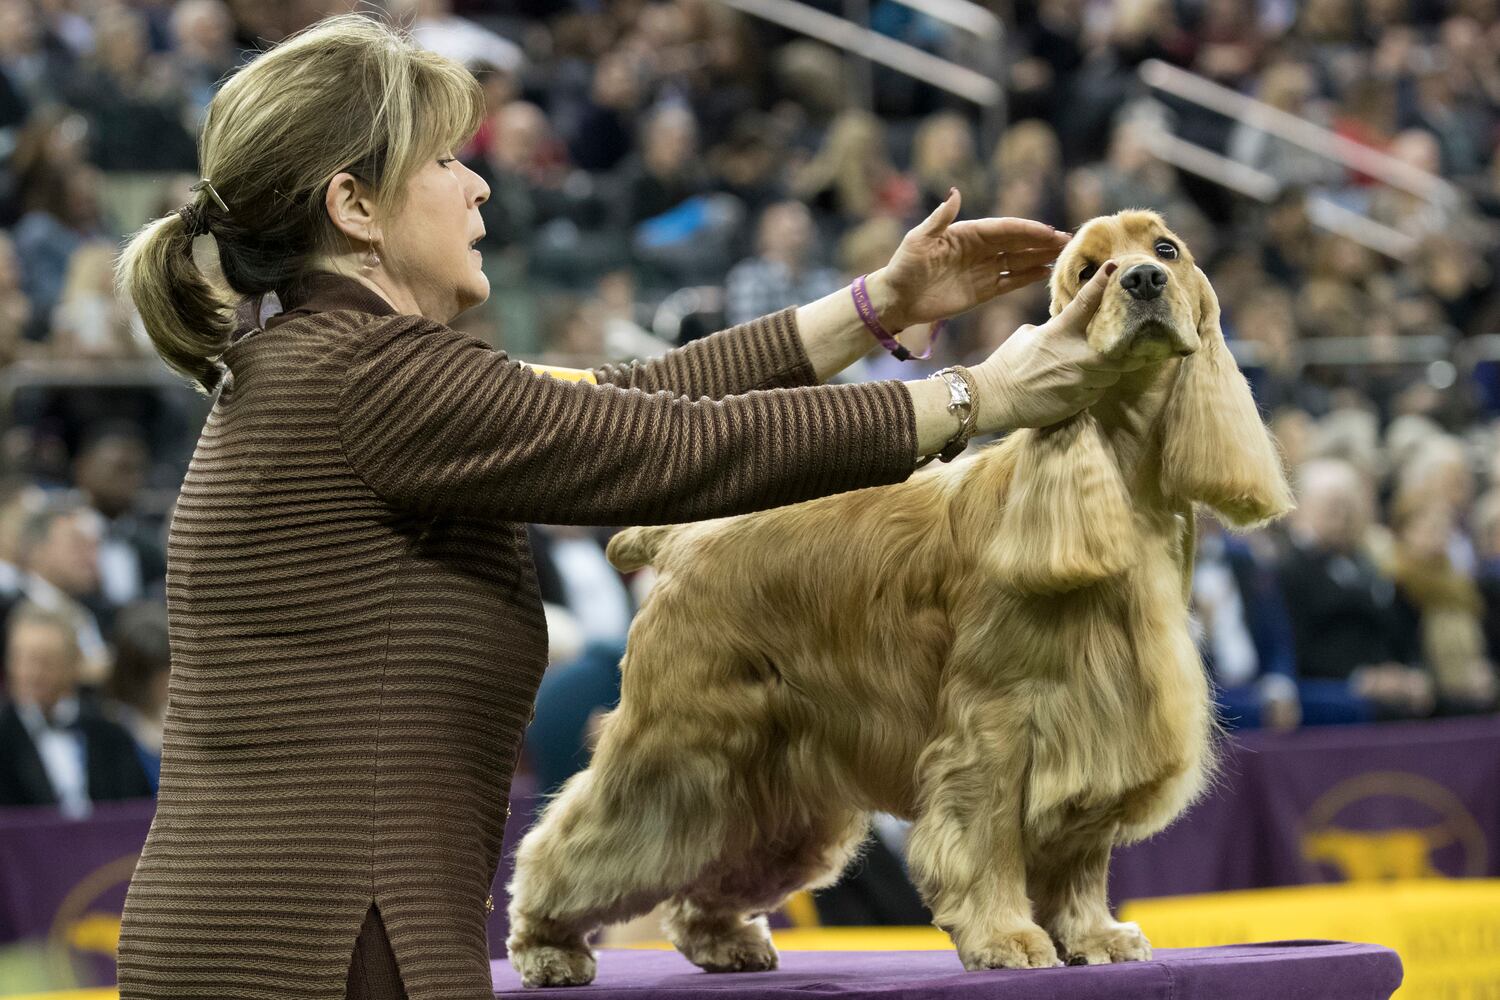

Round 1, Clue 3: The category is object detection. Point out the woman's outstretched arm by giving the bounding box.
[333,262,1120,527]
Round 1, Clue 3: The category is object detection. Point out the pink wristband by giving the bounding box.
[851,274,943,361]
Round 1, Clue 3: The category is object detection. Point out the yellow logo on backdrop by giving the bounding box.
[1300,771,1487,881]
[50,854,138,958]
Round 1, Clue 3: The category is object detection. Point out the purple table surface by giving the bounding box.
[490,942,1403,1000]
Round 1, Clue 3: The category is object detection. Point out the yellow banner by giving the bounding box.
[1123,879,1500,999]
[521,363,597,384]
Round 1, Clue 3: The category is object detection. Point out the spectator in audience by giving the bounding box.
[1385,496,1498,714]
[989,119,1066,226]
[0,599,152,815]
[1278,458,1434,723]
[1392,434,1477,573]
[1095,118,1210,253]
[72,422,166,608]
[455,60,519,162]
[1191,516,1301,730]
[911,110,989,210]
[724,201,843,326]
[791,109,917,227]
[1230,286,1307,413]
[50,240,146,360]
[568,50,643,173]
[0,476,44,604]
[60,3,198,172]
[399,0,522,75]
[103,599,172,790]
[7,500,110,683]
[706,112,787,219]
[0,0,75,113]
[616,102,707,230]
[523,523,634,797]
[1474,489,1500,663]
[593,270,673,360]
[471,100,589,263]
[13,160,110,341]
[168,0,239,132]
[0,104,90,229]
[0,231,42,366]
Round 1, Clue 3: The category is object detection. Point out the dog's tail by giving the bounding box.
[605,525,676,572]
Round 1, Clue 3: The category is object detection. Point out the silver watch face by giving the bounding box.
[942,370,971,406]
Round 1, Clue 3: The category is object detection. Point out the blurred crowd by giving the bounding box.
[1,0,1499,842]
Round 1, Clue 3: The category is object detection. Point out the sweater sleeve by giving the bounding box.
[589,306,818,398]
[336,315,915,525]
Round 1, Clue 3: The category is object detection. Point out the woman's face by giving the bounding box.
[375,154,491,323]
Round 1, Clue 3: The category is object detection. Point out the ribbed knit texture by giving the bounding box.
[117,272,917,1000]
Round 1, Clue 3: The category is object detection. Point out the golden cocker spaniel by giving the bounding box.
[507,210,1293,985]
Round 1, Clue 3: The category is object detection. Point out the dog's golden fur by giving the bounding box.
[507,210,1294,985]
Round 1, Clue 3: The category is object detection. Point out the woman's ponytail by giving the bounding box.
[115,209,235,397]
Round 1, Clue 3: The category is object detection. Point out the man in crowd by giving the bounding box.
[0,599,152,814]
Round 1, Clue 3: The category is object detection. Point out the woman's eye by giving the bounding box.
[1079,263,1098,281]
[1155,240,1178,259]
[438,157,456,168]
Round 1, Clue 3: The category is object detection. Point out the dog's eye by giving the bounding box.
[1155,240,1179,260]
[1078,263,1098,281]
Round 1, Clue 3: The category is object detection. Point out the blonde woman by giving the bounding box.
[790,109,916,222]
[51,241,145,360]
[911,110,989,211]
[113,14,1135,1000]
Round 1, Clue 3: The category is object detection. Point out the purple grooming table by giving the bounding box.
[491,943,1403,999]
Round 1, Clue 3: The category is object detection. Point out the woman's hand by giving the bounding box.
[864,190,1068,333]
[971,260,1143,434]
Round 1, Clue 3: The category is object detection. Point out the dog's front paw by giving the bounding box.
[509,943,598,988]
[960,925,1062,970]
[1058,920,1151,965]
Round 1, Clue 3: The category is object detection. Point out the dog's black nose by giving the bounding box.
[1120,263,1168,301]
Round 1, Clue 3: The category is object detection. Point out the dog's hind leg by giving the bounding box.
[506,754,730,988]
[662,810,869,974]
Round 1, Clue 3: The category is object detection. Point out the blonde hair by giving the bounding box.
[792,109,886,219]
[115,13,484,396]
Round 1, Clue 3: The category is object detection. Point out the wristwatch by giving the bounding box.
[919,365,978,467]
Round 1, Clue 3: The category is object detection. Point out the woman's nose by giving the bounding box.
[463,162,489,206]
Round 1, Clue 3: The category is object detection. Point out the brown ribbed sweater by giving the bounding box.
[116,271,917,1000]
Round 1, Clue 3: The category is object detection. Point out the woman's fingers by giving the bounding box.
[997,245,1065,267]
[992,265,1051,295]
[1051,259,1117,333]
[964,216,1067,250]
[915,187,962,236]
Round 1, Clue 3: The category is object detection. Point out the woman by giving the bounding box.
[112,14,1129,1000]
[1385,497,1498,714]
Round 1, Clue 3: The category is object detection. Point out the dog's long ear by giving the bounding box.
[1158,268,1293,528]
[985,413,1139,594]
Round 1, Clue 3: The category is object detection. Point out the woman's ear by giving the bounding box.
[985,414,1138,594]
[1158,268,1294,528]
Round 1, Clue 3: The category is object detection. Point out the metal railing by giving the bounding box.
[1140,59,1462,210]
[711,0,1003,108]
[1138,123,1420,261]
[1136,59,1472,262]
[1227,331,1500,388]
